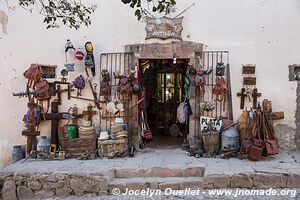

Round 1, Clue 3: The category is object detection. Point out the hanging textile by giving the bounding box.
[184,68,191,99]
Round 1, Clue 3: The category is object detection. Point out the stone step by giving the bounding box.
[114,166,205,178]
[108,177,205,193]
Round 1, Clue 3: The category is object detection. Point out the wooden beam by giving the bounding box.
[270,111,285,120]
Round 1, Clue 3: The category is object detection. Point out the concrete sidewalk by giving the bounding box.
[3,149,300,175]
[1,149,300,199]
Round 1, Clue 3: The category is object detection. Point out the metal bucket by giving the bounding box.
[12,145,25,163]
[202,131,220,154]
[221,126,240,151]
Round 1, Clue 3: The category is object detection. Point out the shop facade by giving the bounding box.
[0,0,300,167]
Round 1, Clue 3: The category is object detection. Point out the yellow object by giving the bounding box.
[50,144,56,158]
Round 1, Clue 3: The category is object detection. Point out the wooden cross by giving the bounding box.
[82,104,97,125]
[43,102,82,146]
[237,88,247,109]
[22,98,40,154]
[252,88,261,109]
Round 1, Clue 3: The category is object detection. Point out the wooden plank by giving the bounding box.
[242,65,255,74]
[51,102,59,145]
[226,64,233,120]
[44,113,83,120]
[270,112,284,120]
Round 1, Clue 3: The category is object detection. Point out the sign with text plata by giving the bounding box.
[145,17,183,40]
[200,116,222,132]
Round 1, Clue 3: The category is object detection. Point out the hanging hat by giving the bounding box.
[222,119,236,131]
[106,102,119,115]
[75,50,84,60]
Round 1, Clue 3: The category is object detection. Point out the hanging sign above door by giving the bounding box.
[145,17,183,40]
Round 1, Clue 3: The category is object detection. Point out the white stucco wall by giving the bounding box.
[0,0,299,167]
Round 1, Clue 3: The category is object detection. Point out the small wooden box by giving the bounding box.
[243,77,256,85]
[98,138,128,158]
[59,137,97,158]
[242,65,255,74]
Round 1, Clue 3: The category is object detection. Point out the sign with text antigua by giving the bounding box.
[145,17,183,40]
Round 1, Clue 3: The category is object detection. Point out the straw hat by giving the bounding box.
[98,131,109,141]
[222,119,236,131]
[112,130,128,139]
[110,124,125,133]
[115,118,124,124]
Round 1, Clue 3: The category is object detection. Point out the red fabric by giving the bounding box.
[138,70,142,119]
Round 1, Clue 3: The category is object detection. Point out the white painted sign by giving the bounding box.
[200,116,222,131]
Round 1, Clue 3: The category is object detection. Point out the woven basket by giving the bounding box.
[202,131,220,154]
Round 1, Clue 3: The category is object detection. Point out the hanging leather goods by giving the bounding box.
[247,111,265,161]
[114,72,132,97]
[213,76,228,111]
[141,111,153,142]
[100,69,111,101]
[23,64,41,88]
[213,77,228,101]
[195,69,206,99]
[262,99,272,112]
[262,111,279,155]
[34,80,51,114]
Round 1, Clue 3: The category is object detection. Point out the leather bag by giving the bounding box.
[117,76,132,95]
[35,80,51,100]
[248,145,263,161]
[213,77,228,101]
[34,80,51,113]
[141,111,153,142]
[24,64,41,87]
[262,111,279,155]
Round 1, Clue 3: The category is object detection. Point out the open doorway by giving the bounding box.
[139,59,189,148]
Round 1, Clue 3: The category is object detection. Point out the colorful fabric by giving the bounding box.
[184,69,191,99]
[75,50,84,60]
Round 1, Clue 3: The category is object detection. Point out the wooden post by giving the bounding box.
[22,98,40,154]
[51,101,59,145]
[237,88,247,110]
[226,64,233,120]
[252,88,261,109]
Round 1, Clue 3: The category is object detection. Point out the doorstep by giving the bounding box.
[0,149,300,199]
